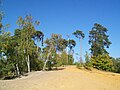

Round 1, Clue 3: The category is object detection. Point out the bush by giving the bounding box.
[30,59,44,71]
[91,54,113,71]
[112,58,120,73]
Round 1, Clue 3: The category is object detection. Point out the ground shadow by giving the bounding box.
[50,67,65,71]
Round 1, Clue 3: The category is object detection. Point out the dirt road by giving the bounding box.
[0,66,120,90]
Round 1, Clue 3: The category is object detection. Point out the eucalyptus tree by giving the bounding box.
[16,15,41,73]
[43,34,68,70]
[0,3,13,77]
[43,39,54,71]
[57,38,68,52]
[0,32,12,77]
[46,34,68,53]
[0,10,5,57]
[33,30,44,52]
[73,30,85,63]
[67,39,76,64]
[4,35,19,76]
[51,34,68,64]
[10,29,22,76]
[43,34,59,71]
[68,39,76,51]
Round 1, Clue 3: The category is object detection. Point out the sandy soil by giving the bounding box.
[0,66,120,90]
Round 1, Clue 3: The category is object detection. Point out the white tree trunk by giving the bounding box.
[67,35,70,65]
[27,55,30,73]
[43,59,48,71]
[16,63,20,76]
[43,48,51,71]
[80,38,83,63]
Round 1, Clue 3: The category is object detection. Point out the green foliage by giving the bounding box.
[88,23,113,71]
[89,23,111,56]
[46,61,53,70]
[60,51,68,65]
[43,34,69,70]
[15,15,44,73]
[0,58,15,79]
[32,30,44,49]
[73,30,85,39]
[84,51,92,67]
[68,39,76,50]
[0,15,45,79]
[91,54,113,71]
[112,58,120,73]
[31,59,44,71]
[68,55,74,65]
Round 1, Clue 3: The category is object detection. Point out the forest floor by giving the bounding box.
[0,65,120,90]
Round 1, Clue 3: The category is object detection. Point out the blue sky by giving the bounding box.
[1,0,120,61]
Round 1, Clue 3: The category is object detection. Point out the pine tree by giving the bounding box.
[89,23,113,71]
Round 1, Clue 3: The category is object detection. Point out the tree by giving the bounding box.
[91,54,113,71]
[67,39,76,64]
[112,58,120,73]
[84,51,91,67]
[68,55,74,65]
[68,39,76,54]
[60,50,68,65]
[43,34,68,70]
[73,30,85,63]
[43,39,54,71]
[33,30,44,52]
[16,15,42,73]
[0,32,13,78]
[89,23,112,71]
[0,4,14,77]
[6,35,19,76]
[89,23,111,56]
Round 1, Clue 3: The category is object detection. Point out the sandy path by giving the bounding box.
[0,66,120,90]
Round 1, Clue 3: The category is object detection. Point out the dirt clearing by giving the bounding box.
[0,66,120,90]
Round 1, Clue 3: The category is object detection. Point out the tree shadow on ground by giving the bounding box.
[50,67,65,71]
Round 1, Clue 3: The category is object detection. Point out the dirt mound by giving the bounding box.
[0,66,120,90]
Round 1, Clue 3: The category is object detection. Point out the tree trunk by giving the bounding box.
[80,38,83,63]
[43,59,48,71]
[67,36,70,65]
[67,52,69,65]
[37,39,40,52]
[41,45,43,60]
[27,55,30,73]
[43,48,51,71]
[16,63,20,76]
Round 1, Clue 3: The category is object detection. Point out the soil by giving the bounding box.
[0,66,120,90]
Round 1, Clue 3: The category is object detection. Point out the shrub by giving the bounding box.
[91,54,113,71]
[112,58,120,73]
